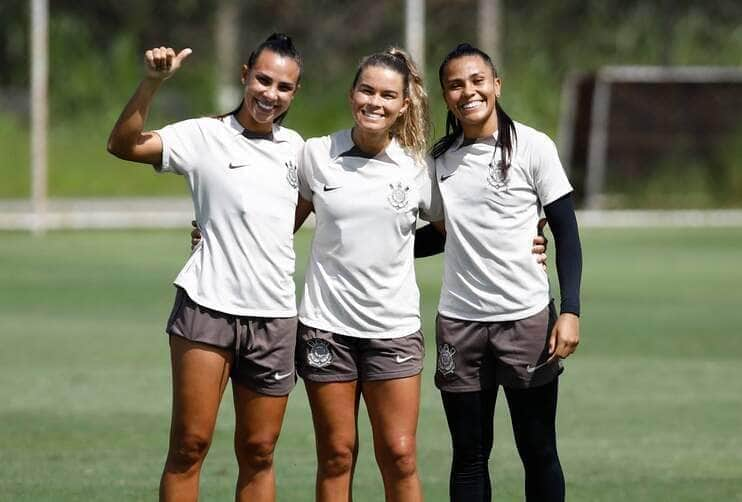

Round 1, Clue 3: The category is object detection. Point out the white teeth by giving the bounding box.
[362,110,383,119]
[462,101,483,110]
[256,100,275,111]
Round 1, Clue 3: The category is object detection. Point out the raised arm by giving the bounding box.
[107,46,192,164]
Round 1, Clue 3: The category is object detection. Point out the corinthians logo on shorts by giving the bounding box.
[437,343,456,375]
[285,160,298,189]
[388,181,410,210]
[307,339,333,368]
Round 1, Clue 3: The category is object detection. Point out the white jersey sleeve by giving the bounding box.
[417,155,444,222]
[155,119,203,175]
[297,140,317,201]
[530,132,572,206]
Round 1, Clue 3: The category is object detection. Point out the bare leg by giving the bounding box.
[159,336,232,502]
[363,375,423,502]
[233,385,289,502]
[306,381,361,502]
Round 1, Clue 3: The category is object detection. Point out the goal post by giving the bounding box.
[560,66,742,209]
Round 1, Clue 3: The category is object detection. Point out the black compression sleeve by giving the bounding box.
[543,193,582,316]
[414,223,446,258]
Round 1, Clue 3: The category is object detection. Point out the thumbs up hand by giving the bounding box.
[144,46,193,81]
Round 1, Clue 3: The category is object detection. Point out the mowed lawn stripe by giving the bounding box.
[1,228,740,501]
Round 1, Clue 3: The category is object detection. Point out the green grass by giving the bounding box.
[1,227,741,500]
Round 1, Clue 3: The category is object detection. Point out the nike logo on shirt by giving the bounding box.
[395,355,414,364]
[323,185,342,192]
[229,162,250,169]
[440,173,456,182]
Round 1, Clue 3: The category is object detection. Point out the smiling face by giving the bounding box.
[349,65,409,137]
[238,49,300,133]
[441,54,501,138]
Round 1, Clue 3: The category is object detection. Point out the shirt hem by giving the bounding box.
[174,283,297,318]
[437,300,549,323]
[297,317,421,340]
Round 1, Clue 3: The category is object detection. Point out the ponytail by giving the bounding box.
[431,43,516,178]
[351,48,430,163]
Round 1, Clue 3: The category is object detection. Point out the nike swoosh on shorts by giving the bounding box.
[273,371,293,380]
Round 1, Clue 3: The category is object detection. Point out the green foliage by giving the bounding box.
[0,113,29,198]
[1,227,741,500]
[2,1,742,203]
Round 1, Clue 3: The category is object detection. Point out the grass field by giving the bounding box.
[1,227,741,501]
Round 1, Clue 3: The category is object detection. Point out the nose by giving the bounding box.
[367,93,382,108]
[263,86,278,101]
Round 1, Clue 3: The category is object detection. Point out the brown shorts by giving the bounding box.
[435,302,562,392]
[166,287,298,396]
[295,323,424,383]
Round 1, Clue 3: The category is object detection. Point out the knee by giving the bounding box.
[317,441,355,478]
[235,435,278,473]
[378,436,418,479]
[519,441,560,471]
[166,432,211,473]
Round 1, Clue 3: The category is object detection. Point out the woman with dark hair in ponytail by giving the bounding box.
[421,43,582,502]
[107,34,304,502]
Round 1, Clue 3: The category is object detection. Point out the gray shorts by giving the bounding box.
[166,287,298,396]
[295,323,424,383]
[435,303,562,392]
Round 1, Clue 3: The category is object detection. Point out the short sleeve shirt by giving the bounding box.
[155,115,304,316]
[435,121,572,321]
[297,129,438,338]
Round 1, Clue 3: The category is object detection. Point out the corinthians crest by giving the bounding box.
[388,181,410,210]
[285,160,298,189]
[487,157,508,191]
[307,339,333,368]
[487,146,509,191]
[437,343,457,376]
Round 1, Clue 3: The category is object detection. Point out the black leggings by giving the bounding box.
[440,379,564,502]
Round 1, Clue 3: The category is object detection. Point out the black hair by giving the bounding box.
[431,43,516,177]
[225,33,302,124]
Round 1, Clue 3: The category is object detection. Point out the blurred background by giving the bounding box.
[2,0,742,208]
[1,1,741,500]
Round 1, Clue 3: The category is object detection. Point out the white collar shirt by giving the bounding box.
[435,121,572,321]
[155,115,304,316]
[297,129,441,338]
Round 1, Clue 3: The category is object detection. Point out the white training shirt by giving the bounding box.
[297,129,441,339]
[435,121,573,322]
[155,114,304,317]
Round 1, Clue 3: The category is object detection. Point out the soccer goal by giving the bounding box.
[559,66,742,209]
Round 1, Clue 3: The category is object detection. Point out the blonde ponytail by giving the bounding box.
[387,48,430,163]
